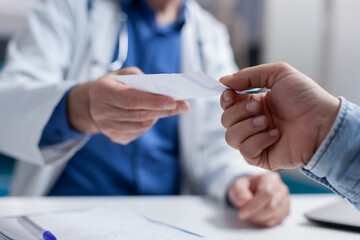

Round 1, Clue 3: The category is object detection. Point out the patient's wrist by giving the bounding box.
[315,95,341,154]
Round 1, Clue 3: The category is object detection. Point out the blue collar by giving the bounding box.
[120,0,186,34]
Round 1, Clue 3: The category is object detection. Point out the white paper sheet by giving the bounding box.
[114,72,261,100]
[0,208,209,240]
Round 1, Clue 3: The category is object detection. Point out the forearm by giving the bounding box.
[300,97,360,209]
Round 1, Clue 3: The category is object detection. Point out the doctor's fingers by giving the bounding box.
[109,87,180,111]
[110,66,144,76]
[220,89,250,110]
[91,101,189,122]
[245,185,290,227]
[99,119,157,144]
[221,99,261,129]
[238,175,283,221]
[237,188,272,221]
[228,177,253,208]
[90,78,179,111]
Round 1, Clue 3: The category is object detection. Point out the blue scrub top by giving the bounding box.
[42,0,186,196]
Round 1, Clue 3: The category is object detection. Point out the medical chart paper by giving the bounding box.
[114,72,261,100]
[0,208,211,240]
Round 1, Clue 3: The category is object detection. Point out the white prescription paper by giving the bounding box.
[0,208,209,240]
[114,72,259,100]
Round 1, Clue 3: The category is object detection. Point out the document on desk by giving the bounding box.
[114,72,263,100]
[0,207,210,240]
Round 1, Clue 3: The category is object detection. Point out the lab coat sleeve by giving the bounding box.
[0,0,89,166]
[39,88,85,148]
[181,98,266,204]
[180,4,266,203]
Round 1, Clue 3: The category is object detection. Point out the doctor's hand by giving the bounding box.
[67,67,190,145]
[228,172,290,227]
[220,62,340,170]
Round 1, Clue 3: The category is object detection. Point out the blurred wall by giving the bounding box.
[263,0,327,84]
[198,0,264,68]
[326,0,360,105]
[0,0,37,38]
[0,0,38,64]
[263,0,360,105]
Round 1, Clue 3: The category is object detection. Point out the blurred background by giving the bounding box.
[2,0,360,196]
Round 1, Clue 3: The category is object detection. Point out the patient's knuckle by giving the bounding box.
[221,113,230,128]
[239,146,252,159]
[225,130,237,148]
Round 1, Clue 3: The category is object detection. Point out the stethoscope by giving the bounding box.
[88,0,129,72]
[87,0,210,76]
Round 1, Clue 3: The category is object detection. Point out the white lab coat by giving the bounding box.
[0,0,264,201]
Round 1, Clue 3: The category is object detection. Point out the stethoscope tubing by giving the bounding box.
[88,0,129,72]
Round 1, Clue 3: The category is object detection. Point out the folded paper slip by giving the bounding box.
[114,72,263,100]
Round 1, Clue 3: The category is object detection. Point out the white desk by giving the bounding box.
[0,195,358,240]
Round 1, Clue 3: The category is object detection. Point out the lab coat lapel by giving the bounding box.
[180,3,202,73]
[89,0,121,79]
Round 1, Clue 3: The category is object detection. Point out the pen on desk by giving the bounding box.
[0,231,14,240]
[18,216,57,240]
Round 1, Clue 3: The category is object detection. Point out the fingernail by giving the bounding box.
[178,103,189,113]
[164,102,176,110]
[246,101,258,113]
[221,75,232,82]
[253,116,265,127]
[239,210,250,219]
[269,129,279,137]
[223,91,231,102]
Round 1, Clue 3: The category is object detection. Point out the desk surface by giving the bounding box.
[0,195,358,240]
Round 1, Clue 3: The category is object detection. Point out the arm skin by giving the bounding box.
[219,62,340,171]
[220,62,360,210]
[228,172,290,227]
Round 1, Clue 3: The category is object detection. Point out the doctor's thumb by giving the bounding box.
[112,67,144,76]
[228,178,254,208]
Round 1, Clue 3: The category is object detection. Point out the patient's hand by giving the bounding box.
[220,63,340,170]
[228,172,290,228]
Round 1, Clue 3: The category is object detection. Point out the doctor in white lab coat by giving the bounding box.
[0,0,289,227]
